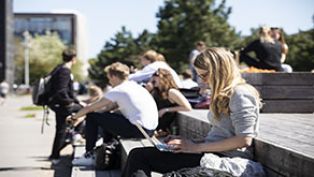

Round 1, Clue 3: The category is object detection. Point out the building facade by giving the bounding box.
[14,13,77,47]
[0,0,15,84]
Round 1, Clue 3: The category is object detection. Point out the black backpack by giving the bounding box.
[32,66,60,106]
[32,66,61,133]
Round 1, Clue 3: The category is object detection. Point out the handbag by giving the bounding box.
[95,139,121,170]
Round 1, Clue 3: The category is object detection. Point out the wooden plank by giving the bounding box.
[261,100,314,113]
[256,86,314,100]
[242,72,314,86]
[95,170,121,177]
[255,140,314,177]
[120,138,145,170]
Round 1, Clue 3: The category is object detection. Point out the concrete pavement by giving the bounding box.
[0,95,72,177]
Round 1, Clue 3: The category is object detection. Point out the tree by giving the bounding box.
[14,32,85,85]
[286,29,314,71]
[88,27,155,88]
[154,0,241,72]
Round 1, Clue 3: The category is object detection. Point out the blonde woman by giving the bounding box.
[240,26,284,71]
[149,68,192,133]
[122,48,262,177]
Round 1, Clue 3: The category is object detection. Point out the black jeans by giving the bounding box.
[49,103,82,159]
[85,112,153,152]
[122,147,203,177]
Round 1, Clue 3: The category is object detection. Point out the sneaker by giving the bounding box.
[72,134,86,146]
[72,152,95,166]
[51,158,61,165]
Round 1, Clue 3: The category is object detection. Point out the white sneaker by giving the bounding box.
[72,134,85,146]
[72,152,96,166]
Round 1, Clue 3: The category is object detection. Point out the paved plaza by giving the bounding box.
[0,95,72,177]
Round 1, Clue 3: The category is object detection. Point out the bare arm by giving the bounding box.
[167,135,253,153]
[158,89,192,118]
[167,88,192,112]
[71,97,117,120]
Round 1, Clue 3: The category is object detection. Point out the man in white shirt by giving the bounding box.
[71,62,158,166]
[129,50,182,88]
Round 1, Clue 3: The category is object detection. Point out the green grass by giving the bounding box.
[24,113,36,118]
[20,105,43,111]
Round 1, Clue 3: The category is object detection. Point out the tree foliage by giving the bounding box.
[14,32,85,85]
[286,29,314,71]
[89,0,241,86]
[89,0,314,86]
[88,27,155,88]
[155,0,241,71]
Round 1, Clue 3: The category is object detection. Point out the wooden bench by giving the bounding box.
[120,138,162,177]
[242,72,314,113]
[177,110,314,177]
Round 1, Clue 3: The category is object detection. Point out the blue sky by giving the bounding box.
[14,0,314,59]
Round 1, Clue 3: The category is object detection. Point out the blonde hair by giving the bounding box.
[194,47,260,120]
[104,62,130,80]
[259,26,274,43]
[142,50,159,63]
[154,68,178,99]
[88,85,103,97]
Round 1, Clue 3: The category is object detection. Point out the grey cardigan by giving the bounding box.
[205,85,260,159]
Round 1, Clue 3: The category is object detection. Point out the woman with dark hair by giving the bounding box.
[271,27,293,72]
[147,68,192,133]
[122,48,263,177]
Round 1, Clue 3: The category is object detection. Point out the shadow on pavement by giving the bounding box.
[51,155,72,177]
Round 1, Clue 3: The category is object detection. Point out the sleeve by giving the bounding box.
[53,68,76,105]
[128,66,156,83]
[229,88,259,137]
[104,90,118,103]
[241,40,258,54]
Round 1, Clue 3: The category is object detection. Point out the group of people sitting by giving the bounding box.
[45,45,266,176]
[240,26,292,72]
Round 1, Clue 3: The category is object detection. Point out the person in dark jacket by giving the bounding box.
[48,48,83,163]
[240,26,284,71]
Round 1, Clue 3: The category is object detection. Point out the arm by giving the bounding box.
[159,89,192,117]
[169,86,259,154]
[167,135,252,153]
[54,68,76,105]
[71,97,117,120]
[128,65,156,83]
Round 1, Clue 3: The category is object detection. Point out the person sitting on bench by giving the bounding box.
[70,62,159,166]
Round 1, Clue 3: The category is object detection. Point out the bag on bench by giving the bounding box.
[95,139,121,170]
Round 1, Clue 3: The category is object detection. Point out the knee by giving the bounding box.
[128,148,146,162]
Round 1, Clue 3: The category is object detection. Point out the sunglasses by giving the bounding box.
[153,72,160,77]
[198,71,209,80]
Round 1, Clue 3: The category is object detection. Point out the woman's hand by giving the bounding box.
[165,136,199,153]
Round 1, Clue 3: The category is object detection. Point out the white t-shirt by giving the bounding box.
[104,80,158,130]
[129,61,182,88]
[181,79,199,89]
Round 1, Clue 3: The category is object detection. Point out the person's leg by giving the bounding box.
[156,112,176,132]
[122,147,202,177]
[50,110,67,159]
[96,112,149,138]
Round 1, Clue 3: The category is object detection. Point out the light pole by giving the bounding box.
[23,31,31,88]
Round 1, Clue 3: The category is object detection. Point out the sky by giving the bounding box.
[14,0,314,60]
